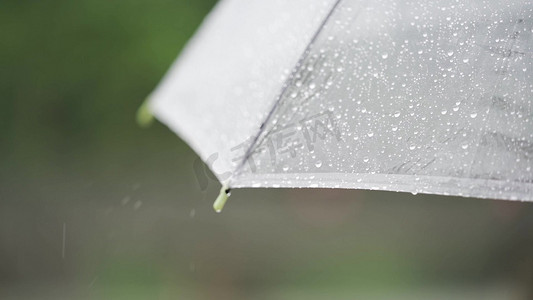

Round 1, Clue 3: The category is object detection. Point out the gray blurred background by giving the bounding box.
[1,0,533,299]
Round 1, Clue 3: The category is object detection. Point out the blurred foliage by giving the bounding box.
[0,0,215,172]
[1,0,533,299]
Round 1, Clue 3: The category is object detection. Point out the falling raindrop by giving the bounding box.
[133,200,142,210]
[121,196,130,206]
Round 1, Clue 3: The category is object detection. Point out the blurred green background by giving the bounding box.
[1,0,533,299]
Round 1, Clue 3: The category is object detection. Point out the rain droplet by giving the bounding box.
[470,113,478,118]
[121,196,130,206]
[447,51,454,56]
[367,132,374,137]
[441,109,447,115]
[381,53,389,59]
[463,58,469,63]
[393,111,401,117]
[315,161,323,168]
[409,145,416,150]
[461,144,469,150]
[133,200,142,210]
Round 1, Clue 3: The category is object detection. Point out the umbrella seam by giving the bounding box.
[230,0,344,185]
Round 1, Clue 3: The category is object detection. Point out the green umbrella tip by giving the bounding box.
[213,184,231,213]
[136,98,154,128]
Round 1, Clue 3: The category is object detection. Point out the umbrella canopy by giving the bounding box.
[147,0,533,208]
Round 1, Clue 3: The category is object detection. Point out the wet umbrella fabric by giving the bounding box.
[147,0,533,208]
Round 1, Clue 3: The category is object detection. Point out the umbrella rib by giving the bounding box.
[230,0,344,183]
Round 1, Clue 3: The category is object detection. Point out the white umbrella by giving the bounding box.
[143,0,533,211]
